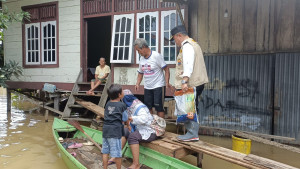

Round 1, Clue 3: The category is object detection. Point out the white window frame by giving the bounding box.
[161,10,184,64]
[110,14,135,63]
[25,23,40,65]
[41,21,57,64]
[136,12,159,64]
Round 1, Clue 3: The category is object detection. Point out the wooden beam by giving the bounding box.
[76,99,104,118]
[161,132,297,169]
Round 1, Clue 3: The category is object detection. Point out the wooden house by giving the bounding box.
[4,0,300,144]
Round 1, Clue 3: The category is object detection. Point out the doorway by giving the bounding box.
[86,16,111,81]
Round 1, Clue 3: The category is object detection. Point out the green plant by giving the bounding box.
[0,60,22,87]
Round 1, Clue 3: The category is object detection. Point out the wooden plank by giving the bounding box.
[218,0,231,53]
[141,139,192,159]
[293,0,300,50]
[189,0,198,41]
[231,0,244,52]
[208,0,219,53]
[162,132,297,169]
[198,0,209,53]
[235,131,300,154]
[98,73,111,108]
[256,0,271,51]
[76,100,105,118]
[269,0,275,51]
[243,0,257,51]
[244,154,298,169]
[275,0,296,50]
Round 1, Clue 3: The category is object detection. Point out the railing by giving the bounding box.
[83,0,176,17]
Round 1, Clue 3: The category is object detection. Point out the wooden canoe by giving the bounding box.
[52,118,199,169]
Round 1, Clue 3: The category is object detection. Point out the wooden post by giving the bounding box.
[54,97,59,110]
[7,88,11,114]
[196,152,203,168]
[45,110,49,122]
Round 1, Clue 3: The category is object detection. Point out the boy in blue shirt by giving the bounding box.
[102,84,128,169]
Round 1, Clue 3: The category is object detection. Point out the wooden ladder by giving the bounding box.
[62,68,111,120]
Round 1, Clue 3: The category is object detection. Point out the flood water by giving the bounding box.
[0,89,300,169]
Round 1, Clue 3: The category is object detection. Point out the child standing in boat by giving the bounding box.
[102,84,128,169]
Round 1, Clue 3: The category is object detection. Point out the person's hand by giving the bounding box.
[128,117,133,121]
[128,124,132,133]
[166,82,171,89]
[167,83,176,94]
[182,83,188,93]
[135,84,140,91]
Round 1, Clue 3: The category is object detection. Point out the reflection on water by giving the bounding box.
[0,91,67,169]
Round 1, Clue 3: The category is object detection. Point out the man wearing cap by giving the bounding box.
[170,25,209,142]
[134,38,170,118]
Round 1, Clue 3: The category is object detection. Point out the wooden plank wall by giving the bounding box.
[190,0,300,54]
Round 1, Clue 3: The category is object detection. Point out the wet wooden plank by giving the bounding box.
[76,100,105,118]
[244,154,298,169]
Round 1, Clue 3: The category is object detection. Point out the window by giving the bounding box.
[161,10,184,64]
[42,21,57,64]
[22,2,58,68]
[136,12,158,63]
[110,14,134,63]
[25,23,40,65]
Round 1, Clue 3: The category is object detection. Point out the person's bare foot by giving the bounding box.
[127,163,140,169]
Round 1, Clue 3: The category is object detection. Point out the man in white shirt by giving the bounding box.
[170,25,209,141]
[134,38,170,118]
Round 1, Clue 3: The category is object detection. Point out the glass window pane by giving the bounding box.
[52,38,55,49]
[177,13,182,25]
[44,26,47,37]
[36,39,39,50]
[113,48,118,60]
[48,24,51,37]
[118,47,123,60]
[164,16,169,30]
[145,15,150,31]
[120,33,125,46]
[28,40,31,50]
[164,32,169,46]
[170,47,175,61]
[44,51,47,62]
[48,51,51,61]
[31,25,34,37]
[127,18,131,32]
[44,39,47,50]
[52,50,55,61]
[139,33,144,38]
[151,32,156,46]
[116,19,120,32]
[27,28,30,39]
[32,40,34,50]
[171,13,176,29]
[151,17,156,31]
[114,34,119,46]
[28,52,31,62]
[32,52,35,62]
[124,47,129,60]
[52,25,55,37]
[35,27,38,38]
[151,47,155,51]
[164,47,169,61]
[48,39,51,49]
[36,52,39,62]
[121,17,126,32]
[171,40,175,46]
[145,33,150,45]
[139,17,144,32]
[125,33,130,46]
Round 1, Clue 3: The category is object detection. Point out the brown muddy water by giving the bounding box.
[0,89,300,169]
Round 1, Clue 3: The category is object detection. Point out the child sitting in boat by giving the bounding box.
[102,84,128,169]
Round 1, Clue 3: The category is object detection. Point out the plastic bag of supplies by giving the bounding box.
[174,87,198,123]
